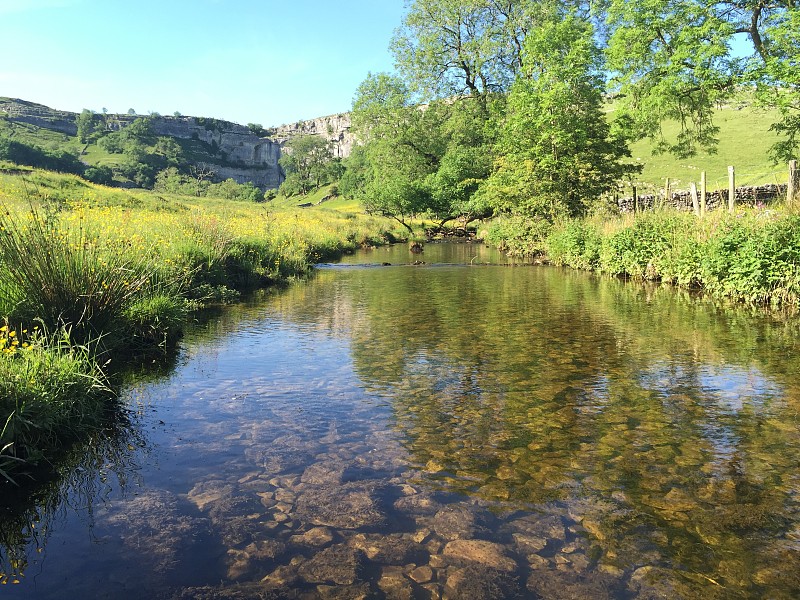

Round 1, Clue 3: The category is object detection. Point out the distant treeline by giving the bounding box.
[0,138,84,176]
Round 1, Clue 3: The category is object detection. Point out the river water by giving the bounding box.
[2,243,800,599]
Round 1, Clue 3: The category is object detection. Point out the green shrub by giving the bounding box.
[485,214,553,256]
[122,293,188,348]
[698,214,800,305]
[546,220,602,270]
[599,213,694,279]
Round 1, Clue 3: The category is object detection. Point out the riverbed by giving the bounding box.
[2,242,799,599]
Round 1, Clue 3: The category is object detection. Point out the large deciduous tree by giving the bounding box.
[347,72,495,232]
[391,0,533,106]
[481,9,638,220]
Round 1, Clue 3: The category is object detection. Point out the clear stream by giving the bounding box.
[2,243,800,599]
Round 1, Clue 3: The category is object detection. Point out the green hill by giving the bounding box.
[623,103,786,194]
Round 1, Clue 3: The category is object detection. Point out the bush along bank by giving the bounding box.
[544,209,800,308]
[0,177,399,484]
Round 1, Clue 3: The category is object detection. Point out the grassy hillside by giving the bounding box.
[622,104,786,194]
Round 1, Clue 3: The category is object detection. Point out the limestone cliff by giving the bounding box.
[0,98,354,190]
[273,113,354,159]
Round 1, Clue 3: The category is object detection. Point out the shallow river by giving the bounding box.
[2,243,800,599]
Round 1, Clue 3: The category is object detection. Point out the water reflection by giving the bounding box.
[1,243,799,598]
[0,406,146,585]
[267,247,800,597]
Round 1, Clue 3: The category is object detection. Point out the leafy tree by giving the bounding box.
[83,165,114,185]
[347,73,445,231]
[247,123,265,136]
[278,135,333,196]
[127,108,136,115]
[208,178,264,202]
[75,109,97,143]
[480,9,638,221]
[121,117,156,146]
[603,0,800,159]
[391,0,535,106]
[153,136,184,167]
[0,138,84,175]
[349,71,497,232]
[97,132,125,154]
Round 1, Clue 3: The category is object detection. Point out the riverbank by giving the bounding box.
[487,206,800,308]
[0,168,401,484]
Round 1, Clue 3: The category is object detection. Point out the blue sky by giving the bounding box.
[0,0,405,126]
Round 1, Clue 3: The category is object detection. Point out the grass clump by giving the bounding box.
[0,323,111,484]
[0,206,169,347]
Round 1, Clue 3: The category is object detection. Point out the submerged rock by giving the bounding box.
[350,532,429,565]
[289,526,336,548]
[102,489,213,578]
[297,545,366,585]
[527,565,619,600]
[431,504,493,540]
[444,565,522,599]
[443,539,518,572]
[295,482,388,529]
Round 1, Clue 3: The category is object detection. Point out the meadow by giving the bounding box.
[0,165,400,484]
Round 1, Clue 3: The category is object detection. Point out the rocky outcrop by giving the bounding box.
[273,113,354,159]
[0,97,78,135]
[0,98,354,190]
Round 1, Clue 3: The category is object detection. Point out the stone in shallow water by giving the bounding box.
[187,480,235,511]
[350,533,429,565]
[102,489,213,578]
[378,570,415,599]
[431,505,493,540]
[443,540,518,573]
[408,565,434,584]
[503,514,567,543]
[171,584,292,600]
[527,566,619,600]
[297,545,366,585]
[261,564,300,589]
[295,482,388,529]
[393,491,443,517]
[316,582,374,599]
[290,526,336,548]
[300,461,348,485]
[444,565,523,600]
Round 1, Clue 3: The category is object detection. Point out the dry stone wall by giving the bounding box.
[617,183,789,212]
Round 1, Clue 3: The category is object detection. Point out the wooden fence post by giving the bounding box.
[789,160,798,206]
[690,183,700,216]
[728,166,736,213]
[664,177,671,210]
[633,186,639,213]
[700,171,707,216]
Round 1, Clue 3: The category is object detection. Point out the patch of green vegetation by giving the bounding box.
[0,324,112,486]
[545,208,800,307]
